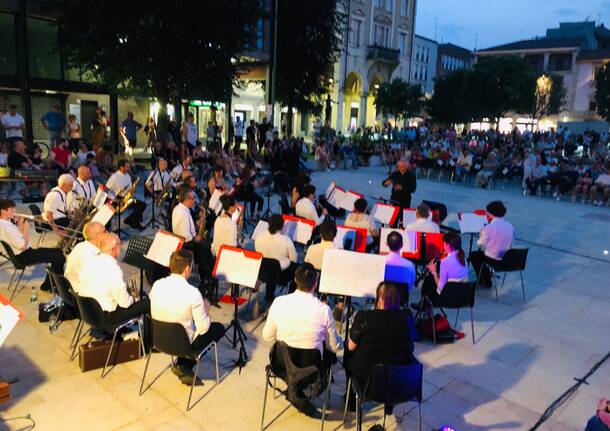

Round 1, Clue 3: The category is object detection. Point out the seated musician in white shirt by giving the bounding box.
[344,197,378,251]
[0,198,65,292]
[145,158,172,202]
[304,220,336,271]
[469,200,514,287]
[405,203,440,233]
[106,159,146,231]
[43,173,73,230]
[149,249,225,386]
[295,184,327,226]
[64,221,105,293]
[172,186,215,295]
[211,194,238,256]
[71,165,96,208]
[263,263,343,416]
[78,233,150,323]
[255,213,298,301]
[170,156,193,183]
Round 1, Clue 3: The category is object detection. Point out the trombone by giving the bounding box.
[13,213,84,237]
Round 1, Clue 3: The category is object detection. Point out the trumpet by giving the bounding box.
[13,213,83,235]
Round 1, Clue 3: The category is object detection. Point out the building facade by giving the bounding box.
[411,34,437,97]
[475,21,610,128]
[436,43,474,78]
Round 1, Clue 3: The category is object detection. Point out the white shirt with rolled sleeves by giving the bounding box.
[211,214,237,256]
[64,240,100,293]
[304,240,335,271]
[295,197,325,226]
[105,170,132,196]
[72,178,97,202]
[149,274,210,343]
[477,217,514,260]
[405,217,440,233]
[43,187,69,221]
[437,250,469,295]
[0,219,27,254]
[172,203,196,243]
[254,230,297,270]
[262,290,343,355]
[78,253,133,312]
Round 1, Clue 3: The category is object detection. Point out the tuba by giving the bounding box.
[54,197,93,254]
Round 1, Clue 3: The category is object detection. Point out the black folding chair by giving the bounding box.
[1,240,28,300]
[480,248,529,302]
[139,319,219,411]
[28,204,47,247]
[261,341,332,431]
[343,362,423,431]
[46,269,82,359]
[73,294,145,378]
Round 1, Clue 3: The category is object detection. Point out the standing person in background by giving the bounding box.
[144,117,156,152]
[182,113,198,151]
[246,119,257,146]
[66,114,81,154]
[205,122,215,152]
[234,117,244,150]
[120,112,142,156]
[41,105,65,148]
[91,106,105,151]
[382,159,417,227]
[1,104,26,147]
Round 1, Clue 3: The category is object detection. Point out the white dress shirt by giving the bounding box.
[145,169,171,192]
[64,240,100,293]
[106,170,132,196]
[72,178,97,202]
[477,217,514,260]
[437,250,469,294]
[405,217,440,233]
[0,219,27,254]
[79,253,133,312]
[304,240,335,270]
[255,230,297,270]
[149,274,210,342]
[211,214,237,256]
[295,197,325,226]
[384,251,416,291]
[43,187,69,221]
[344,213,377,244]
[172,203,197,243]
[263,290,343,354]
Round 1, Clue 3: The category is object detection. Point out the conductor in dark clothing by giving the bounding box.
[382,159,417,226]
[346,282,416,407]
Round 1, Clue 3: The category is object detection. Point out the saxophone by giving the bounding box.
[197,203,211,240]
[116,176,140,213]
[154,180,173,207]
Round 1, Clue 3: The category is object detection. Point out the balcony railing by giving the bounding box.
[367,45,400,63]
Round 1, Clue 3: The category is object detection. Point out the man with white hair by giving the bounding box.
[43,173,74,230]
[382,159,417,226]
[64,221,105,293]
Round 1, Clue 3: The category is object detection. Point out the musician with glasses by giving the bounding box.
[106,159,146,231]
[64,221,105,293]
[0,198,65,292]
[172,186,215,298]
[43,173,73,231]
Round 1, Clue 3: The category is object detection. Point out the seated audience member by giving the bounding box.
[383,230,416,304]
[405,203,440,233]
[304,220,337,271]
[149,249,225,386]
[64,221,105,293]
[47,138,72,173]
[262,263,343,416]
[590,161,610,206]
[295,184,327,226]
[346,282,416,407]
[0,198,65,292]
[469,201,514,287]
[421,232,469,305]
[571,170,593,203]
[211,194,237,256]
[79,233,150,323]
[344,198,378,250]
[255,214,298,301]
[475,152,499,188]
[525,156,546,195]
[585,398,610,431]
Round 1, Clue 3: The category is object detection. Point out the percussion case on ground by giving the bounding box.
[78,338,141,372]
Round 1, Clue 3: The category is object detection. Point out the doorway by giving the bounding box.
[80,100,99,144]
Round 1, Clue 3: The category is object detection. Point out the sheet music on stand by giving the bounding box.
[145,230,185,267]
[92,185,108,209]
[0,294,24,348]
[91,203,116,226]
[379,227,417,254]
[371,202,399,225]
[282,215,315,244]
[124,236,154,269]
[209,189,224,215]
[338,190,363,212]
[212,245,263,288]
[402,208,417,228]
[250,220,269,240]
[319,249,386,299]
[458,213,488,233]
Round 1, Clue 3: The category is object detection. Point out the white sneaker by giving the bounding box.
[555,196,561,201]
[552,192,558,198]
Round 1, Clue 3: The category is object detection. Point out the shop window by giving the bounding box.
[0,13,17,76]
[27,17,61,79]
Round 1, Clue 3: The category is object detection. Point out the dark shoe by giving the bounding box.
[291,398,321,418]
[172,365,189,378]
[343,393,357,412]
[127,221,145,231]
[384,403,394,415]
[179,373,203,386]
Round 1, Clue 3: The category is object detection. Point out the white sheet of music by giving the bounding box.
[319,249,386,298]
[379,227,417,254]
[371,203,397,225]
[0,301,20,347]
[209,189,223,215]
[459,213,488,233]
[90,203,115,226]
[402,209,417,228]
[324,182,336,201]
[92,187,108,209]
[334,226,357,250]
[214,247,262,288]
[251,220,269,240]
[282,220,314,244]
[145,231,184,267]
[328,187,347,209]
[339,191,361,212]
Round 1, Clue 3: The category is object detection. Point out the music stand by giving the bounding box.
[260,174,274,220]
[123,235,154,296]
[224,283,249,372]
[145,193,157,230]
[115,195,131,240]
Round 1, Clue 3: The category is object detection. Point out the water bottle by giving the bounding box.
[29,286,38,304]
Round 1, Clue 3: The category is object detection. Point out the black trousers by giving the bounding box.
[183,239,214,293]
[421,273,441,304]
[103,297,150,325]
[177,322,226,369]
[281,347,336,408]
[124,199,146,223]
[236,190,264,213]
[17,247,65,291]
[469,250,501,286]
[267,262,297,300]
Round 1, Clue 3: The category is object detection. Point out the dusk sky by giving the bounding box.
[416,0,610,50]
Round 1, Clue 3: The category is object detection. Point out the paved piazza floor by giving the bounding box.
[1,166,609,431]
